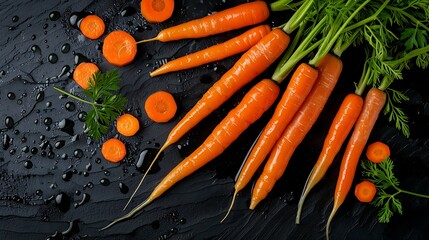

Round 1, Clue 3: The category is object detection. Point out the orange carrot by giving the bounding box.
[138,1,270,43]
[296,93,363,224]
[102,30,137,67]
[150,25,271,77]
[326,87,386,239]
[140,0,174,23]
[116,114,140,137]
[102,138,127,163]
[354,180,377,203]
[73,62,99,89]
[222,62,319,221]
[144,90,177,123]
[123,28,290,210]
[80,15,105,40]
[100,79,280,230]
[249,54,343,210]
[366,141,390,163]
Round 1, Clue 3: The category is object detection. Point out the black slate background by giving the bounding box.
[1,0,429,239]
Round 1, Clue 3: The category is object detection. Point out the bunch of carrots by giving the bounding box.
[63,0,429,238]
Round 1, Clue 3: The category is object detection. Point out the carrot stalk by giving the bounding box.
[249,54,343,210]
[150,25,271,77]
[124,28,290,210]
[222,62,319,220]
[326,87,386,240]
[296,93,363,224]
[102,79,280,230]
[137,1,270,43]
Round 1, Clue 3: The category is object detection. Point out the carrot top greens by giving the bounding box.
[362,158,429,223]
[54,70,127,140]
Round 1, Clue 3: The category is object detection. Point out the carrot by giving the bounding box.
[116,113,140,137]
[138,1,270,43]
[354,180,377,203]
[150,25,271,77]
[326,87,386,239]
[73,62,99,89]
[222,62,319,221]
[123,28,290,210]
[140,0,174,23]
[80,15,105,40]
[295,93,363,224]
[249,53,343,210]
[144,90,177,123]
[102,30,137,67]
[366,141,390,163]
[100,79,280,230]
[101,138,127,163]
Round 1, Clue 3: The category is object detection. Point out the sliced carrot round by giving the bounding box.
[102,30,137,67]
[354,180,377,203]
[73,62,99,89]
[144,90,177,123]
[101,138,127,163]
[141,0,174,23]
[117,113,140,137]
[366,141,390,163]
[80,15,105,40]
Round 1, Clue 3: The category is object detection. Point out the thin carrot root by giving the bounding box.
[136,37,158,44]
[221,189,238,223]
[296,174,313,224]
[325,204,338,240]
[123,142,168,210]
[100,196,154,231]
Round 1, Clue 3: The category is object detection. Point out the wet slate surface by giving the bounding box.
[1,0,429,239]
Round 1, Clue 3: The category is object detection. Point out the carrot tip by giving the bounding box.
[249,198,259,210]
[220,189,238,223]
[137,37,158,44]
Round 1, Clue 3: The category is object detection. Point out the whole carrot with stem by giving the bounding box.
[124,28,290,210]
[100,79,280,231]
[138,1,270,43]
[222,62,319,221]
[150,25,271,77]
[249,53,343,210]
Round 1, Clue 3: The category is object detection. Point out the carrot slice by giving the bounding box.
[144,91,177,123]
[354,180,377,203]
[80,15,105,40]
[102,138,127,163]
[141,0,174,23]
[366,141,390,163]
[117,114,140,137]
[102,30,137,67]
[73,62,99,89]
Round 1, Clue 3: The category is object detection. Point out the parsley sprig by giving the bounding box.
[361,158,429,223]
[54,70,127,140]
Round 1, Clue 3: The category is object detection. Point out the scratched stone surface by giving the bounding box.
[0,0,428,239]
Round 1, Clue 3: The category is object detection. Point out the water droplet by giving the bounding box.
[12,16,19,22]
[48,53,58,64]
[36,189,43,196]
[2,134,11,150]
[74,53,89,65]
[62,220,79,237]
[65,102,75,111]
[54,140,65,149]
[43,117,52,126]
[78,112,87,122]
[99,178,110,186]
[46,101,52,107]
[120,6,137,17]
[31,147,38,154]
[136,148,161,173]
[119,182,129,194]
[73,149,83,158]
[21,146,29,153]
[58,65,71,78]
[95,158,101,164]
[61,153,68,159]
[55,192,70,212]
[58,118,75,135]
[179,218,186,224]
[36,91,45,102]
[49,11,61,21]
[69,12,86,29]
[74,193,90,208]
[61,43,70,53]
[85,163,92,171]
[5,116,14,129]
[62,171,73,181]
[31,34,36,40]
[24,160,33,169]
[7,92,15,100]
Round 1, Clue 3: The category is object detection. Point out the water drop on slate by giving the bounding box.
[48,53,58,64]
[62,171,73,181]
[136,148,161,173]
[120,6,137,17]
[36,91,45,102]
[5,116,14,129]
[119,182,129,194]
[73,149,83,158]
[54,140,65,149]
[61,43,70,53]
[49,11,60,21]
[65,102,75,111]
[24,160,33,169]
[58,118,75,135]
[12,16,19,22]
[7,92,16,100]
[55,192,70,212]
[100,178,110,186]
